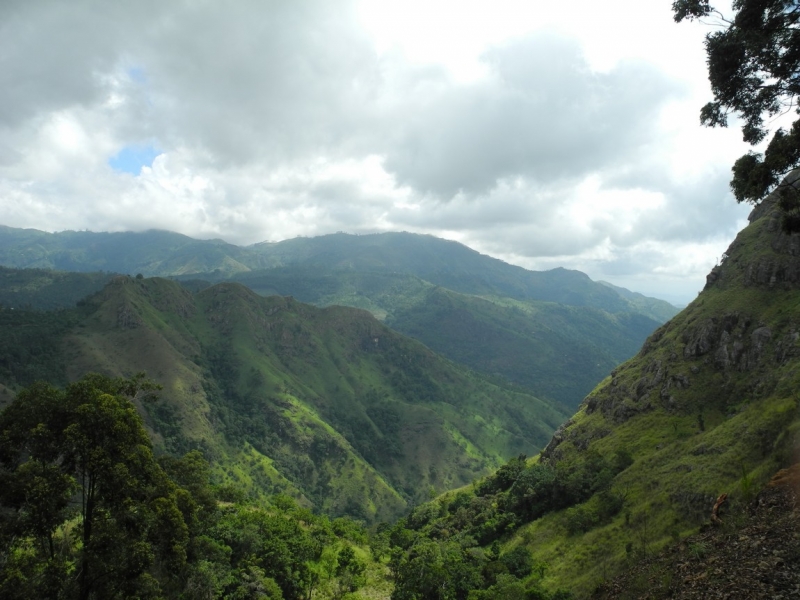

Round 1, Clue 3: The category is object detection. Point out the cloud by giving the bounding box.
[0,0,754,304]
[381,35,683,196]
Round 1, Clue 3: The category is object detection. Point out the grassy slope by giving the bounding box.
[227,267,660,409]
[513,198,800,595]
[0,276,569,522]
[404,194,800,597]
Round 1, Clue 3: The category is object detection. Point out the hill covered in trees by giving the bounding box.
[0,229,675,409]
[0,276,568,522]
[376,181,800,597]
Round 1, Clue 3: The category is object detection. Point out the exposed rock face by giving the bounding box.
[544,174,800,462]
[742,179,800,289]
[116,303,142,329]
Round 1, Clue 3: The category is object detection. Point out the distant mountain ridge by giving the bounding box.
[0,226,678,408]
[0,226,676,320]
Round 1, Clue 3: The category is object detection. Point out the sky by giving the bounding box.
[0,0,755,305]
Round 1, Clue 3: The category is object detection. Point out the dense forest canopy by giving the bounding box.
[0,374,373,600]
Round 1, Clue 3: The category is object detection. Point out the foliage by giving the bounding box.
[0,266,112,310]
[0,375,376,599]
[0,307,78,389]
[0,275,570,521]
[0,374,185,599]
[674,0,800,229]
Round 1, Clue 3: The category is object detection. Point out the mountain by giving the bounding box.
[0,227,677,408]
[597,280,682,321]
[223,231,678,320]
[0,276,569,522]
[0,226,676,319]
[0,266,113,309]
[0,225,251,276]
[218,267,660,409]
[384,182,800,597]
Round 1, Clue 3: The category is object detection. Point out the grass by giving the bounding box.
[399,200,800,596]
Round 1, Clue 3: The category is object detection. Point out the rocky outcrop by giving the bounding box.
[116,302,143,329]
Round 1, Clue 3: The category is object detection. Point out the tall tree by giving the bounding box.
[674,0,800,229]
[0,374,188,600]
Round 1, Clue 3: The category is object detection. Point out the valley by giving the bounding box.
[0,200,798,598]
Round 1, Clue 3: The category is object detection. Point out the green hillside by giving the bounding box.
[0,266,113,310]
[0,225,251,276]
[382,186,800,597]
[0,226,676,321]
[234,232,677,321]
[0,276,568,522]
[387,287,658,409]
[221,267,662,409]
[0,228,675,409]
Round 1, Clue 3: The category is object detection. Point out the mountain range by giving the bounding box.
[0,274,570,521]
[0,227,677,409]
[0,187,798,597]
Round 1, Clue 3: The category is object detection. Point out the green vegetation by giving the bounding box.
[0,373,377,600]
[0,228,675,409]
[361,190,800,597]
[0,307,78,390]
[0,226,249,277]
[673,0,800,230]
[387,288,657,409]
[0,276,569,522]
[211,266,665,408]
[1,194,798,598]
[0,266,112,310]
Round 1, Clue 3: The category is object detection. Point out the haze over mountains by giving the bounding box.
[0,227,677,409]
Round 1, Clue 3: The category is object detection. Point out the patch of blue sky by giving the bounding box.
[127,66,147,83]
[108,144,160,175]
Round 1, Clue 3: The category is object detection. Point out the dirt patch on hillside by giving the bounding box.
[592,464,800,599]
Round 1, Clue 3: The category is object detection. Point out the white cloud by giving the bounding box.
[0,0,756,304]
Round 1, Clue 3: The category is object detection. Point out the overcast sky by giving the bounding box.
[0,0,753,305]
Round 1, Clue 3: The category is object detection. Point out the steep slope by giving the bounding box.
[225,267,660,409]
[592,464,800,599]
[0,276,568,522]
[387,287,658,409]
[387,184,800,597]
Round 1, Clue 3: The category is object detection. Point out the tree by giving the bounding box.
[674,0,800,230]
[392,540,483,600]
[0,374,189,600]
